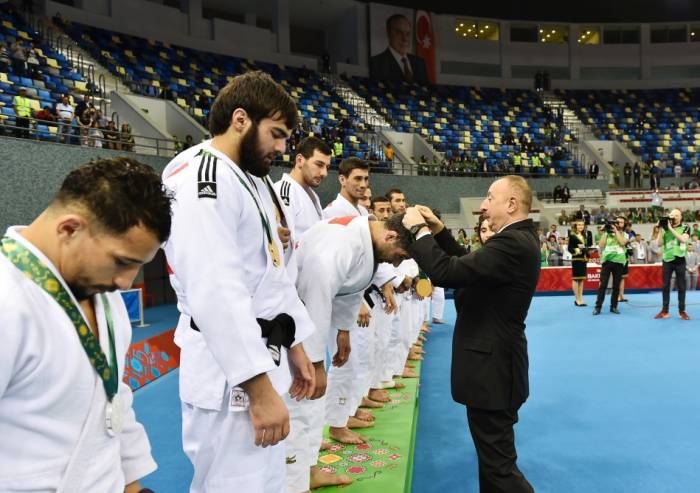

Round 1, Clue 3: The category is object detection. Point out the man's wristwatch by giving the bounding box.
[409,223,430,239]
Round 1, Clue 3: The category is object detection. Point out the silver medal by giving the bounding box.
[105,394,124,437]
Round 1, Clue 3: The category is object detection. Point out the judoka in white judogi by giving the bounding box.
[273,172,327,492]
[0,227,157,493]
[163,144,315,493]
[292,215,377,483]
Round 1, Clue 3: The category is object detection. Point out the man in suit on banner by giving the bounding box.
[402,176,539,493]
[370,14,429,85]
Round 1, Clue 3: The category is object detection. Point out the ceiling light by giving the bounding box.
[540,29,544,33]
[586,30,591,34]
[460,23,464,27]
[479,29,483,33]
[551,30,556,34]
[485,25,489,29]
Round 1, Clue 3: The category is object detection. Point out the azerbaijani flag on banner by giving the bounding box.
[415,10,436,84]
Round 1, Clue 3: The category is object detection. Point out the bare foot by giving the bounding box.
[412,345,425,352]
[310,465,352,489]
[354,409,375,421]
[408,353,424,361]
[329,426,367,443]
[361,395,385,407]
[368,388,391,402]
[347,416,374,429]
[405,362,416,368]
[319,439,332,451]
[402,368,419,378]
[391,381,406,389]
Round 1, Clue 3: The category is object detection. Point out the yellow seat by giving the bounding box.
[2,21,14,29]
[176,98,187,107]
[151,80,160,88]
[112,35,121,44]
[101,50,112,59]
[145,66,155,74]
[74,80,87,92]
[46,58,60,68]
[29,99,40,111]
[0,73,10,83]
[194,107,204,117]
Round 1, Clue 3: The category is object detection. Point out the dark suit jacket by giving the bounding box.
[369,48,429,85]
[409,220,541,410]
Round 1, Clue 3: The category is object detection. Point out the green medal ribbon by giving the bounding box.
[1,236,118,401]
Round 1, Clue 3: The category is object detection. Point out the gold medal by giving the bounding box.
[415,278,434,298]
[269,241,281,268]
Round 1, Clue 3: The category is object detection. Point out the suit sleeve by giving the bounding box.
[165,177,277,389]
[409,231,517,288]
[433,228,469,256]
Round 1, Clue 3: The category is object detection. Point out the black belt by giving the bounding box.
[190,314,296,366]
[363,285,384,309]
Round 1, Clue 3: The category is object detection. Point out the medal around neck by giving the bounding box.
[105,394,124,437]
[269,241,282,268]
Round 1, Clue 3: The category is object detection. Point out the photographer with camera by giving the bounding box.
[653,209,691,320]
[593,216,628,315]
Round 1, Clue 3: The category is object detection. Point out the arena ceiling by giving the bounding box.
[203,0,700,24]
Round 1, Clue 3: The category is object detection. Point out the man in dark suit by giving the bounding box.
[402,176,539,492]
[369,14,429,85]
[589,162,599,180]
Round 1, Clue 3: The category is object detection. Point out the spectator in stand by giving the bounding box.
[55,95,75,144]
[25,43,41,78]
[384,142,394,163]
[557,209,569,225]
[77,104,94,146]
[87,119,103,148]
[12,87,32,139]
[548,223,560,241]
[0,42,11,72]
[103,120,119,150]
[560,237,572,266]
[650,163,661,190]
[648,226,662,263]
[561,183,571,203]
[687,243,699,290]
[182,134,194,150]
[650,189,663,221]
[475,213,495,247]
[629,235,647,264]
[456,228,471,253]
[120,123,135,152]
[633,162,642,189]
[692,224,700,242]
[547,234,562,266]
[589,162,599,180]
[623,163,632,188]
[674,162,683,186]
[593,205,609,224]
[35,105,55,126]
[553,184,562,203]
[575,204,591,225]
[10,40,27,76]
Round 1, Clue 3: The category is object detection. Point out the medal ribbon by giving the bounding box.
[0,236,118,401]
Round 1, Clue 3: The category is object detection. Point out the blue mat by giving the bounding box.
[412,291,700,493]
[131,303,179,343]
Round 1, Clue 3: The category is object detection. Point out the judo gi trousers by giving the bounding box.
[370,307,393,389]
[284,394,326,493]
[432,287,445,321]
[182,401,285,493]
[325,325,371,427]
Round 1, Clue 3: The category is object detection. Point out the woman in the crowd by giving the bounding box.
[568,220,588,306]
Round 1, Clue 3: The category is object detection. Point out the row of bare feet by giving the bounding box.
[309,327,428,490]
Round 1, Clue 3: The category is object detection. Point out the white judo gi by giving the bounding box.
[387,259,421,378]
[294,215,375,474]
[432,286,446,321]
[321,194,372,428]
[163,145,315,493]
[368,263,399,391]
[273,173,326,493]
[0,227,157,493]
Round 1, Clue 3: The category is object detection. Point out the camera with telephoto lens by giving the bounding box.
[603,220,617,233]
[659,216,672,230]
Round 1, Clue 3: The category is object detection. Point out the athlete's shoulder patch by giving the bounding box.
[329,216,355,226]
[197,153,218,199]
[279,180,291,206]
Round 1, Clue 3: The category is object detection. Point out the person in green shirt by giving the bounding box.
[593,216,628,315]
[653,209,691,319]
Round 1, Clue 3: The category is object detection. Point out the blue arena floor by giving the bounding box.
[134,291,700,492]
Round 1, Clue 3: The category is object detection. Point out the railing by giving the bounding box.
[0,119,179,157]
